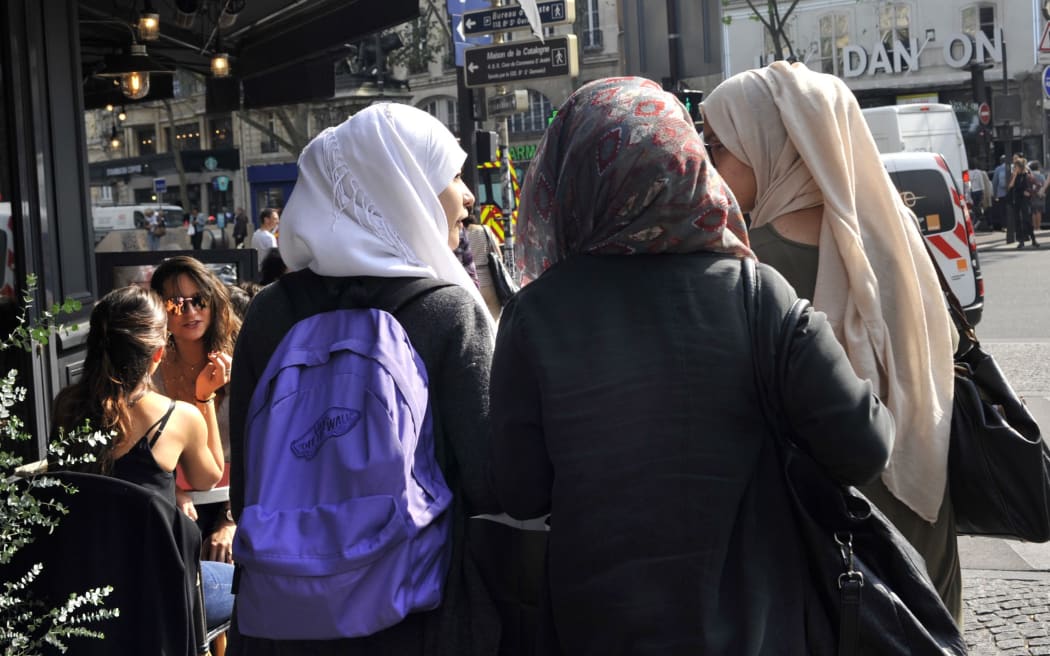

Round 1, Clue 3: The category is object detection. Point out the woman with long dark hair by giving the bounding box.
[51,284,233,628]
[149,255,241,565]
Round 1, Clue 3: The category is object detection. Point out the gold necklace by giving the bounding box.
[162,348,206,403]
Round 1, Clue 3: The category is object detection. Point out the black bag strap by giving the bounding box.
[278,271,455,323]
[740,258,861,656]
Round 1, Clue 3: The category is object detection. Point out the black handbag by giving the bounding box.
[922,244,1050,540]
[741,259,966,656]
[483,227,519,305]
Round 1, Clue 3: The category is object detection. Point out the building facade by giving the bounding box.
[721,0,1050,168]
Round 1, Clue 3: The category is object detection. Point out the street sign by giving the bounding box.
[463,0,575,36]
[153,177,166,193]
[488,89,529,117]
[978,102,991,125]
[464,35,578,88]
[1044,65,1050,99]
[1041,22,1050,53]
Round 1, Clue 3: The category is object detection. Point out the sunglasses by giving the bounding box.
[165,294,208,316]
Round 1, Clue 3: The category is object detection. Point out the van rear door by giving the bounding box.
[885,166,978,309]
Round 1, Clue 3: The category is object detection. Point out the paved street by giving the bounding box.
[958,228,1050,654]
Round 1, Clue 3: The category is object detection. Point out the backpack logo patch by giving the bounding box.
[290,407,361,459]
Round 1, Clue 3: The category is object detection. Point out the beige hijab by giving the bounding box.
[703,62,954,523]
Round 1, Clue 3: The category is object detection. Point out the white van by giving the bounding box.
[862,104,970,198]
[91,204,184,232]
[881,152,983,326]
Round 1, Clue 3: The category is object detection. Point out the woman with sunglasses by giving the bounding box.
[150,255,241,568]
[701,61,959,621]
[51,284,233,629]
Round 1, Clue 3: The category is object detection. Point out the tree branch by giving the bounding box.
[238,111,300,155]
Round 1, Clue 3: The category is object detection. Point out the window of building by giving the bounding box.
[209,116,233,149]
[260,113,280,154]
[879,3,911,49]
[878,3,912,70]
[576,0,603,52]
[962,4,996,42]
[135,126,156,156]
[419,97,458,137]
[509,90,553,135]
[166,122,200,150]
[819,13,849,76]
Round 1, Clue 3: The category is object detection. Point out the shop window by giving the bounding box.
[135,126,156,156]
[962,4,996,43]
[209,115,233,149]
[819,13,849,76]
[165,122,201,151]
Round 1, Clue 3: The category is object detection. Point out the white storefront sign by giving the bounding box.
[841,30,1002,78]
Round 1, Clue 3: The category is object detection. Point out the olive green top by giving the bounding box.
[748,224,819,301]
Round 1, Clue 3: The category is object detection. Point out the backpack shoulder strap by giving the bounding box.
[277,270,457,323]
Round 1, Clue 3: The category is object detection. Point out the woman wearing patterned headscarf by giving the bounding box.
[702,61,959,620]
[228,103,500,655]
[490,76,894,654]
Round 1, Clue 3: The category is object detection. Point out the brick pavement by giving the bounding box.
[963,573,1050,655]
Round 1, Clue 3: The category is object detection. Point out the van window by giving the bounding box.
[890,169,956,234]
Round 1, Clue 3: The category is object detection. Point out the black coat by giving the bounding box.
[490,253,894,656]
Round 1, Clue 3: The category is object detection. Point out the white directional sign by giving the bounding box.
[464,35,578,88]
[463,0,575,36]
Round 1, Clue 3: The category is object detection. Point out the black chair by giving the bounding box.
[5,471,208,655]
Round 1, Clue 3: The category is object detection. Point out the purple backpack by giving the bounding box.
[233,279,454,640]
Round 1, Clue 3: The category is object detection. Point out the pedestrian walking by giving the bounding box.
[227,103,499,655]
[491,76,896,655]
[232,207,249,248]
[703,61,960,619]
[145,208,163,251]
[1008,158,1038,249]
[189,207,206,250]
[249,208,278,266]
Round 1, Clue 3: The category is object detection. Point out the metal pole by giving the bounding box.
[499,117,515,274]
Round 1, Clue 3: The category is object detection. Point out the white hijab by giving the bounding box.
[703,62,955,523]
[279,103,492,328]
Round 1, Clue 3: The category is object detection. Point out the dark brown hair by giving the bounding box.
[52,285,167,472]
[149,255,241,355]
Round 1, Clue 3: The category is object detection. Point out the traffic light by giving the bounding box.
[673,88,704,131]
[475,130,499,164]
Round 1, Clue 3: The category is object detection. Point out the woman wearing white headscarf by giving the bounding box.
[702,61,959,620]
[228,103,500,655]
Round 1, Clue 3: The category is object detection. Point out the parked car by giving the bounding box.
[881,152,983,326]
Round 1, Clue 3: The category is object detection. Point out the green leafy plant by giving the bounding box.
[0,279,120,655]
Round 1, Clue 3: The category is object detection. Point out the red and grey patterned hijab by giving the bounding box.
[517,76,753,282]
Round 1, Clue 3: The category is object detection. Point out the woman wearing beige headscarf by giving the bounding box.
[702,61,959,620]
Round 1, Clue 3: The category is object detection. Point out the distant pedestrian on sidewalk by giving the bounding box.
[703,61,960,620]
[991,154,1009,232]
[250,208,278,266]
[1008,158,1038,249]
[491,76,896,655]
[232,207,249,248]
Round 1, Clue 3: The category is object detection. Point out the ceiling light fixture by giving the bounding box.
[137,12,160,41]
[211,52,230,77]
[98,43,173,100]
[121,70,150,100]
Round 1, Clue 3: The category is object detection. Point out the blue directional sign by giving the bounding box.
[1044,65,1050,100]
[448,0,493,66]
[153,177,166,193]
[463,0,576,36]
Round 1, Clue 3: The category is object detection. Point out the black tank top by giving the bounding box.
[112,399,177,506]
